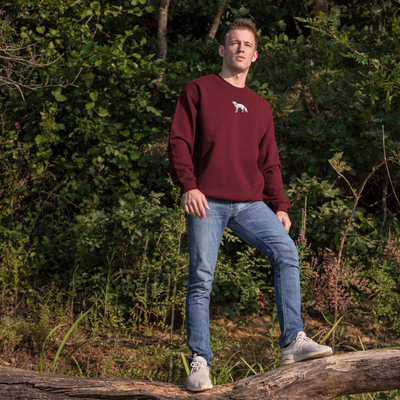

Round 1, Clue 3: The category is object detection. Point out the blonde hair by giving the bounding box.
[220,19,258,50]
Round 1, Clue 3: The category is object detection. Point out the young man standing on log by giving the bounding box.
[168,18,333,392]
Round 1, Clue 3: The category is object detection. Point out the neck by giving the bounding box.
[219,66,248,88]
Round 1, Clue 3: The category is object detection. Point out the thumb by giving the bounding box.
[203,197,210,210]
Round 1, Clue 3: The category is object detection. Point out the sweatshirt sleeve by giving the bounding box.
[257,106,291,214]
[168,84,199,195]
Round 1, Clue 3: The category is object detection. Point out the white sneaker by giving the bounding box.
[185,354,213,392]
[281,331,333,366]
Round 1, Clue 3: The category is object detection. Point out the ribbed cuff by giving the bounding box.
[180,180,198,196]
[274,205,290,214]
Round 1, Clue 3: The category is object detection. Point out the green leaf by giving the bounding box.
[51,88,62,97]
[276,20,287,31]
[36,26,45,34]
[129,151,140,160]
[129,170,139,180]
[81,73,95,88]
[86,102,95,110]
[50,310,91,373]
[111,86,120,96]
[89,92,98,101]
[145,6,153,13]
[55,95,67,102]
[40,324,67,372]
[180,351,190,376]
[319,315,345,345]
[35,135,45,145]
[95,23,103,30]
[97,108,109,117]
[21,32,29,38]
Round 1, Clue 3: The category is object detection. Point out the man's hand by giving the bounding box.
[182,189,210,220]
[276,211,291,233]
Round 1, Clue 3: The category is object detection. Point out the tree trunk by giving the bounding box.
[2,350,400,399]
[208,9,224,39]
[300,0,328,119]
[153,0,171,102]
[156,0,171,61]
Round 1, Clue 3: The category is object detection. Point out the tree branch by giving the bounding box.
[2,350,400,399]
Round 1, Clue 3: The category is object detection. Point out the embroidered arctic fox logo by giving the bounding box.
[232,101,248,113]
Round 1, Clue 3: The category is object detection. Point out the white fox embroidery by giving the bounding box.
[232,101,248,113]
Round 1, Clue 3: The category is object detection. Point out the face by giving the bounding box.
[218,29,258,73]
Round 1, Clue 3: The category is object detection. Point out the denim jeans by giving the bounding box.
[185,198,303,368]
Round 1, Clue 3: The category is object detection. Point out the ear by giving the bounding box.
[218,45,225,58]
[251,50,258,63]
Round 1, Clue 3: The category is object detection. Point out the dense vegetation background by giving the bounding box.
[1,0,400,387]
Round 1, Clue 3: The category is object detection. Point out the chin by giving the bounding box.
[233,66,249,73]
[232,63,250,71]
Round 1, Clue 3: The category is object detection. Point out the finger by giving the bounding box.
[203,197,210,210]
[280,217,288,232]
[191,201,202,219]
[191,197,204,219]
[184,203,190,215]
[198,199,206,219]
[186,202,196,216]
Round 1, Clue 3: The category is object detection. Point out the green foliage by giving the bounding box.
[211,228,273,316]
[2,1,400,377]
[297,2,400,110]
[364,263,400,334]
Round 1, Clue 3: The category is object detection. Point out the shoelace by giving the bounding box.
[190,361,208,373]
[296,332,313,343]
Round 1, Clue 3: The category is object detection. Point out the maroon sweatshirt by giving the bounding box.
[168,74,290,213]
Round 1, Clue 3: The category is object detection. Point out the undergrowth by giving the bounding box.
[1,291,400,400]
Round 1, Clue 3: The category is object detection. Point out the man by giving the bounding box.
[168,19,333,392]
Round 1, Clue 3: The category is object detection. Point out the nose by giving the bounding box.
[236,42,244,53]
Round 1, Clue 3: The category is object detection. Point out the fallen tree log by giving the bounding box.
[1,350,400,399]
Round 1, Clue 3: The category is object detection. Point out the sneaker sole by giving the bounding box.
[281,348,333,366]
[185,381,213,392]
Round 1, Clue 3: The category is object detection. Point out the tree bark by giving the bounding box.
[156,0,171,61]
[2,350,400,399]
[153,0,171,102]
[208,9,224,39]
[301,0,328,120]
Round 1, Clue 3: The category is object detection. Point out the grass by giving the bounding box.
[1,290,400,400]
[336,393,400,400]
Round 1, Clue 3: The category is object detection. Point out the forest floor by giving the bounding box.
[0,306,399,386]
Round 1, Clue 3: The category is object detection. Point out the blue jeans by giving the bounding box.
[185,198,303,367]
